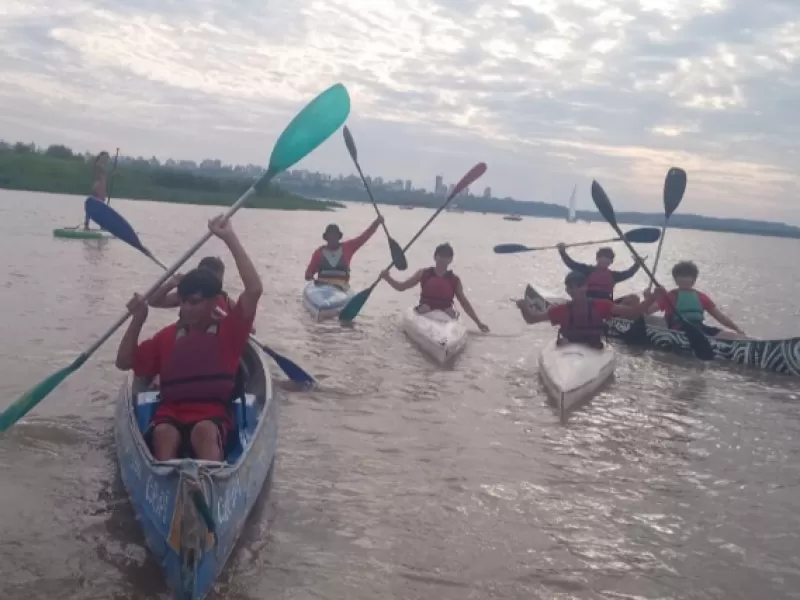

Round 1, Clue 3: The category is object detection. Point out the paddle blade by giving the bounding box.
[590,180,621,232]
[342,125,358,162]
[447,162,487,200]
[0,355,86,432]
[623,227,661,244]
[262,346,315,386]
[338,288,372,323]
[264,83,350,178]
[493,243,531,254]
[85,198,145,251]
[388,238,408,270]
[663,167,687,218]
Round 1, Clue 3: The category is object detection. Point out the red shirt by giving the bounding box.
[304,228,375,280]
[656,289,715,329]
[547,299,615,327]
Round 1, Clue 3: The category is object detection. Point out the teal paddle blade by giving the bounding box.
[264,83,350,179]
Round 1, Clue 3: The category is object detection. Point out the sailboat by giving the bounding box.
[566,184,577,223]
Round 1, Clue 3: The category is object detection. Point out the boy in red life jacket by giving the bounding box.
[556,244,642,306]
[147,256,254,333]
[516,271,662,348]
[640,260,747,339]
[304,217,383,288]
[379,242,490,332]
[115,215,263,462]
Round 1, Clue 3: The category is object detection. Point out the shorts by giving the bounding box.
[146,415,230,459]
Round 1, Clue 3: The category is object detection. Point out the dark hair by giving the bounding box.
[434,243,454,258]
[177,268,222,299]
[596,247,615,259]
[198,256,224,276]
[564,271,587,287]
[672,260,699,280]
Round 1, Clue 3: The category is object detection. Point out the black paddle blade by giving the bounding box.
[623,227,661,243]
[663,168,687,218]
[590,180,621,232]
[388,237,408,270]
[343,125,358,162]
[84,197,144,251]
[493,243,531,254]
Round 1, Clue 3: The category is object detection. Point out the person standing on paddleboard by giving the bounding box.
[305,217,383,288]
[555,243,642,306]
[380,242,490,332]
[84,151,110,229]
[516,271,661,348]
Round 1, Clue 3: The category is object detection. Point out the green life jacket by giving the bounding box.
[670,289,704,326]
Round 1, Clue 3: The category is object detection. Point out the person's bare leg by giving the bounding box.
[190,421,224,461]
[151,423,181,460]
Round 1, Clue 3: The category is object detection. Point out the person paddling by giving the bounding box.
[556,244,642,305]
[380,243,490,332]
[640,260,747,339]
[84,151,110,229]
[115,215,262,462]
[304,217,383,289]
[516,271,661,348]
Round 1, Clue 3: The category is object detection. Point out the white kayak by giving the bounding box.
[538,339,616,423]
[402,307,468,365]
[302,281,354,321]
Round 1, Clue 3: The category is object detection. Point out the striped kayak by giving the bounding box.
[302,281,353,321]
[114,340,278,599]
[525,283,800,377]
[401,307,468,365]
[53,226,114,239]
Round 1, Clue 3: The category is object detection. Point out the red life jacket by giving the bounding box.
[420,267,458,310]
[158,323,235,422]
[558,300,606,348]
[586,268,615,300]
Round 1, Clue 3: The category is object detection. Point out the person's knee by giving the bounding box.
[190,421,223,461]
[151,423,181,460]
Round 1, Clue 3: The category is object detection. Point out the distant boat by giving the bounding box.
[447,205,465,213]
[566,184,577,223]
[400,205,414,210]
[503,214,523,221]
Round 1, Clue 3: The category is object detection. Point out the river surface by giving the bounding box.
[1,190,800,600]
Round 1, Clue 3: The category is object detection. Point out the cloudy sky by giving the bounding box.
[1,0,798,223]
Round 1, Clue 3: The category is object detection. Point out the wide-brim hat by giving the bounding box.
[323,224,343,240]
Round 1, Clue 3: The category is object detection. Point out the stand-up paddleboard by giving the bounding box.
[53,226,114,240]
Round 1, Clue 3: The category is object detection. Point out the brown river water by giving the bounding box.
[1,190,800,600]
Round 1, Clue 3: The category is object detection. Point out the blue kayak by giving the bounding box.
[114,340,278,599]
[302,281,353,321]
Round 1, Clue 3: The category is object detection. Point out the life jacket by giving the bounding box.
[558,300,607,348]
[419,267,457,310]
[667,289,704,327]
[316,246,350,283]
[586,268,615,300]
[158,322,236,419]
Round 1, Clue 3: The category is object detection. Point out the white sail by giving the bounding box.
[567,184,577,222]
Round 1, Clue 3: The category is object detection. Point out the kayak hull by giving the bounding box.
[538,339,616,423]
[302,281,353,321]
[53,227,113,239]
[525,283,800,377]
[402,307,468,365]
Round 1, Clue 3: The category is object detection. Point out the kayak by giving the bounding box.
[539,339,616,423]
[114,340,278,600]
[525,283,800,377]
[53,226,114,239]
[402,307,468,365]
[302,281,353,321]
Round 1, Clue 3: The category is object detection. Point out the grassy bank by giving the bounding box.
[0,149,344,211]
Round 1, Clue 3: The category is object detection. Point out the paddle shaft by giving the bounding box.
[647,227,668,293]
[352,160,392,238]
[107,148,119,205]
[530,236,627,252]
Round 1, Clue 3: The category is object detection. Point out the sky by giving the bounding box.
[1,0,799,223]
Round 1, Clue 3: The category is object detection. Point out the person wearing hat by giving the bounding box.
[555,243,643,306]
[304,216,383,288]
[516,271,662,348]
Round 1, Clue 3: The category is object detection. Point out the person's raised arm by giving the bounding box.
[612,257,644,283]
[116,294,149,370]
[343,216,383,254]
[381,267,423,291]
[455,280,489,332]
[209,215,263,321]
[556,243,592,274]
[147,274,183,308]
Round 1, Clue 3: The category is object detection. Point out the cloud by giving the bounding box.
[0,0,799,222]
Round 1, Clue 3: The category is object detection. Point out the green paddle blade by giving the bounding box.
[339,287,374,323]
[0,354,87,432]
[260,83,350,185]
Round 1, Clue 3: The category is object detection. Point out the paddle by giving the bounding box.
[590,180,714,361]
[494,227,660,254]
[342,126,407,270]
[339,162,487,323]
[85,198,316,387]
[0,83,349,432]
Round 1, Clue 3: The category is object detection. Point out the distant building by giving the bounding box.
[447,183,454,196]
[483,186,491,198]
[405,179,412,191]
[435,175,444,195]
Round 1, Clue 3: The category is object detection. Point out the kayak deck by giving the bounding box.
[302,281,353,321]
[402,307,468,365]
